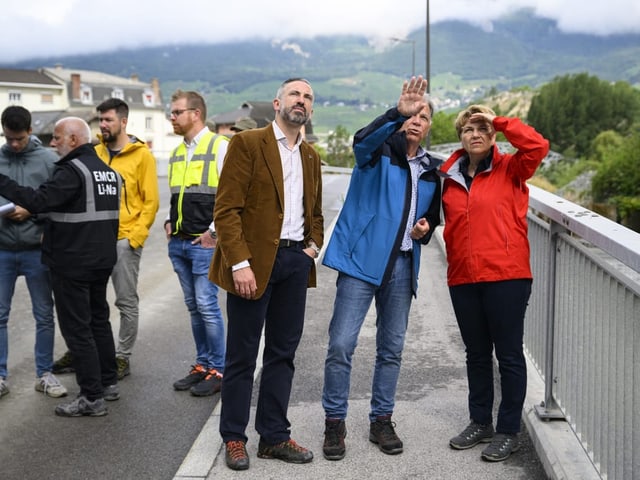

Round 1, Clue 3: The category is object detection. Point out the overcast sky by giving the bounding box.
[2,0,639,63]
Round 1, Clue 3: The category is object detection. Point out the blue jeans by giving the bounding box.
[322,255,413,421]
[0,249,55,379]
[168,238,225,372]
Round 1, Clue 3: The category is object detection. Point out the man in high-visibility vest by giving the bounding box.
[164,90,228,397]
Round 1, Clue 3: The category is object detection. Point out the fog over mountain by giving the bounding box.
[2,1,639,62]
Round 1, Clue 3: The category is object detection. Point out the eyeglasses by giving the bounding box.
[170,108,196,117]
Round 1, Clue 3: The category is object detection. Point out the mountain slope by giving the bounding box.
[3,8,638,128]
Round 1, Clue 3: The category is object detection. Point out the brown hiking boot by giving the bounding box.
[323,418,346,460]
[369,415,403,455]
[225,440,249,470]
[257,438,313,464]
[116,357,130,380]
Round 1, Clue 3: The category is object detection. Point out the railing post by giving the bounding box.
[534,220,566,420]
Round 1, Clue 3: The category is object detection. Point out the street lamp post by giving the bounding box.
[425,0,431,149]
[390,37,416,77]
[425,0,430,93]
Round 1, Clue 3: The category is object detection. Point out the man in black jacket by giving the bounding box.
[0,117,121,417]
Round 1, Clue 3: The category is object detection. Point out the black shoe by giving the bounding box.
[116,357,130,380]
[481,433,520,462]
[369,415,403,455]
[449,421,494,450]
[173,364,208,391]
[225,440,250,470]
[323,419,346,460]
[189,369,222,396]
[257,439,313,464]
[52,351,75,374]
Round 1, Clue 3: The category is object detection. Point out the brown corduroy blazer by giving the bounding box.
[209,124,324,299]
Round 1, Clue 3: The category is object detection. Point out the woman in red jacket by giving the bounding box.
[441,105,549,462]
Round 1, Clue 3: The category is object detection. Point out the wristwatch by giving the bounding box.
[208,228,217,238]
[308,243,320,258]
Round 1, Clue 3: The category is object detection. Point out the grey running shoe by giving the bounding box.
[52,351,75,374]
[103,384,120,401]
[116,357,130,380]
[0,378,9,399]
[449,421,494,450]
[481,433,520,462]
[55,395,107,417]
[369,415,403,455]
[35,372,68,398]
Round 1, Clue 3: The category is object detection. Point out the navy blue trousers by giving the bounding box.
[220,245,313,444]
[449,279,532,434]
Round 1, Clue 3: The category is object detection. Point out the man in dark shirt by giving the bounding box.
[0,117,122,417]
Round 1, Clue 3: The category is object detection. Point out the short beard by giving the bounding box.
[281,108,308,126]
[102,127,120,144]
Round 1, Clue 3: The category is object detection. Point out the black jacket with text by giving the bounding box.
[0,143,121,274]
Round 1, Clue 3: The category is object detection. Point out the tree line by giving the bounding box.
[321,73,640,231]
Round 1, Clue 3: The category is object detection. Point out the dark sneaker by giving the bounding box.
[481,433,520,462]
[369,415,403,455]
[55,395,107,417]
[257,439,314,464]
[173,364,207,391]
[52,351,75,374]
[323,418,346,460]
[103,384,120,401]
[189,368,222,397]
[116,357,130,380]
[449,421,495,450]
[225,440,250,471]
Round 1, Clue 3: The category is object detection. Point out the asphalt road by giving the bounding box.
[0,177,219,479]
[0,171,548,480]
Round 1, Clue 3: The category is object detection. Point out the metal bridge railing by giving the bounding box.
[526,185,640,480]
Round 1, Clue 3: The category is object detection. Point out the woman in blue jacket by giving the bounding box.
[321,76,441,460]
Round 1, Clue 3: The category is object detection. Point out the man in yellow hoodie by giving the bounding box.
[52,99,159,380]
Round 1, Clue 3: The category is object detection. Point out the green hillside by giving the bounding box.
[4,8,639,135]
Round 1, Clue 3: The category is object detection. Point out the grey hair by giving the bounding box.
[276,78,312,100]
[56,117,92,143]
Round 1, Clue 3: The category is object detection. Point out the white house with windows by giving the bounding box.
[0,68,65,114]
[0,66,178,174]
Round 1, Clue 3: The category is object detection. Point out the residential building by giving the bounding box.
[0,66,178,175]
[0,68,65,114]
